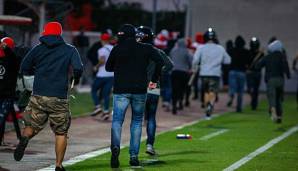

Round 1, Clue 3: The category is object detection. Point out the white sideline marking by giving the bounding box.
[199,129,229,141]
[38,113,224,171]
[223,125,298,171]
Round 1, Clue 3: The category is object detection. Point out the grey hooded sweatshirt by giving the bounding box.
[170,38,193,72]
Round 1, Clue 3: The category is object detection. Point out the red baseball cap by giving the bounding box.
[42,22,62,36]
[195,32,204,44]
[1,37,15,49]
[100,33,111,41]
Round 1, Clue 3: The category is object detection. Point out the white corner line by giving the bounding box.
[223,125,298,171]
[37,113,225,171]
[199,129,229,141]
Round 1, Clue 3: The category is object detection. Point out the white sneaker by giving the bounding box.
[146,144,156,156]
[205,116,212,120]
[271,107,277,122]
[90,106,102,116]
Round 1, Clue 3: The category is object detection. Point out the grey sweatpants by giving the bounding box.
[266,77,284,116]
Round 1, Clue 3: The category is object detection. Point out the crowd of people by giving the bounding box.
[0,21,296,170]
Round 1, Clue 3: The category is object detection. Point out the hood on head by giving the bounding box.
[117,24,136,42]
[268,40,283,53]
[39,35,65,47]
[177,38,186,48]
[235,35,245,48]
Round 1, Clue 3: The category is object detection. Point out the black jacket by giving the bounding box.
[106,38,164,94]
[229,47,250,72]
[21,35,83,99]
[256,51,290,82]
[0,47,20,99]
[147,47,173,83]
[248,50,264,72]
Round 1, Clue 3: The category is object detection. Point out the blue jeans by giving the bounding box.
[91,77,113,112]
[111,94,147,157]
[229,70,246,111]
[145,94,159,146]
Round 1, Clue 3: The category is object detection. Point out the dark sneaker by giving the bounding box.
[111,147,120,168]
[146,144,156,156]
[14,136,29,161]
[185,101,190,107]
[55,166,66,171]
[172,109,177,115]
[130,156,142,168]
[206,103,213,117]
[226,100,232,107]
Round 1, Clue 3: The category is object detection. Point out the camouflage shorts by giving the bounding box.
[23,95,71,135]
[201,76,220,93]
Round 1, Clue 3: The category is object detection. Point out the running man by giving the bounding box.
[257,40,290,123]
[14,22,83,171]
[192,28,231,119]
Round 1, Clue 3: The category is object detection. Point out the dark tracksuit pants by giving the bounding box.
[247,71,261,110]
[267,77,284,117]
[145,94,159,146]
[171,70,189,112]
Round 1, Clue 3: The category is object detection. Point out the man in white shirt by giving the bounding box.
[90,33,114,120]
[192,28,231,119]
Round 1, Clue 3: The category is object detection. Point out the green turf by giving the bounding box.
[69,92,93,117]
[67,96,298,171]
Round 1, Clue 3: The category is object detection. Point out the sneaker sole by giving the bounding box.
[146,150,156,156]
[90,110,102,116]
[130,165,143,169]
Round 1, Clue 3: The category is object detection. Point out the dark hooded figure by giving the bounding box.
[222,40,233,88]
[227,35,250,112]
[170,38,193,114]
[247,37,264,110]
[256,40,290,124]
[106,24,164,169]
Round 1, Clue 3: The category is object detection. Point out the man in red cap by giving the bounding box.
[0,37,20,145]
[90,33,114,119]
[14,22,83,171]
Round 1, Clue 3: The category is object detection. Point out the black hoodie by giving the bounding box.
[0,47,20,99]
[21,35,83,99]
[229,36,250,72]
[106,38,164,94]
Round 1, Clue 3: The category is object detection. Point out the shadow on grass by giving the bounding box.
[68,162,110,171]
[157,149,208,158]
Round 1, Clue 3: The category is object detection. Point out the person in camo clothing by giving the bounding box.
[14,22,83,171]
